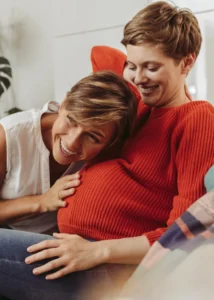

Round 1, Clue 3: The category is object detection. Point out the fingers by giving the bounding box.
[63,173,81,181]
[57,199,67,207]
[58,176,81,199]
[53,232,72,239]
[27,239,60,253]
[58,177,81,199]
[32,259,71,280]
[26,247,60,265]
[32,257,64,276]
[58,188,75,199]
[63,179,81,190]
[45,266,71,280]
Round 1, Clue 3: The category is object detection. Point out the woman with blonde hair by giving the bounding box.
[0,69,136,236]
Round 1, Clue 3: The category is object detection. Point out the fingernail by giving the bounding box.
[25,258,30,264]
[33,269,38,275]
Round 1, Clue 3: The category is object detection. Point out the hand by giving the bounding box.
[39,173,81,213]
[25,233,106,280]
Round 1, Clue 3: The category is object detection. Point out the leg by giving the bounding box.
[0,229,135,300]
[0,229,55,300]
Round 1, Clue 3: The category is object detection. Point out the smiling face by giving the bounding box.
[124,43,190,108]
[51,107,115,165]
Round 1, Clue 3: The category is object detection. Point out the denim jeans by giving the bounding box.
[0,229,136,300]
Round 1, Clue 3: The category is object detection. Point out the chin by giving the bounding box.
[52,153,68,165]
[58,160,71,166]
[141,97,156,107]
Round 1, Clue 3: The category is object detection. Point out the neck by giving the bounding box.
[163,85,190,108]
[41,113,58,151]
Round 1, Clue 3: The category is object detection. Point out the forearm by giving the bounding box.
[0,194,44,224]
[96,235,150,265]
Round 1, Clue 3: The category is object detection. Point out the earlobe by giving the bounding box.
[182,53,196,75]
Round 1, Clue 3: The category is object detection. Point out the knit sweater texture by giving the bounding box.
[58,46,214,244]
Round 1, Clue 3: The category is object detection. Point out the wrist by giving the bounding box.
[33,194,46,214]
[94,236,150,265]
[94,239,115,264]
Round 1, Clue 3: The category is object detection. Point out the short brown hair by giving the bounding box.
[121,1,202,60]
[63,71,137,143]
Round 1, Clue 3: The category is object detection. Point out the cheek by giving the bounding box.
[123,67,135,84]
[51,122,57,139]
[149,71,164,82]
[52,119,67,136]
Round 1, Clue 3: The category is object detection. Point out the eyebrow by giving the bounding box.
[126,60,161,66]
[90,130,105,138]
[67,113,106,138]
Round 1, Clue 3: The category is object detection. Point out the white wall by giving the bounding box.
[52,0,214,103]
[52,0,149,101]
[0,0,149,115]
[0,0,54,116]
[0,0,214,117]
[168,0,214,13]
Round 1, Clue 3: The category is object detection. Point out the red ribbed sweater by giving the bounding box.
[58,46,214,245]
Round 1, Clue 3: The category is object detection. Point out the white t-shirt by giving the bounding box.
[0,101,83,233]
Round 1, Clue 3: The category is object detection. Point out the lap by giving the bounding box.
[0,228,54,259]
[0,229,135,300]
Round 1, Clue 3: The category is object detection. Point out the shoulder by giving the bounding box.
[177,101,214,126]
[183,100,213,114]
[0,109,40,131]
[0,124,6,146]
[172,101,214,143]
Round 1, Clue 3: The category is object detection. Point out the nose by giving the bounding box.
[134,69,148,86]
[66,128,82,153]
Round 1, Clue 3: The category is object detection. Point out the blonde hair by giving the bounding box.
[62,71,137,143]
[121,1,202,61]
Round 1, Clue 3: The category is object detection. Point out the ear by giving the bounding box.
[181,53,196,75]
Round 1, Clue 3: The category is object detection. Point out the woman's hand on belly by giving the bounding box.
[39,173,81,213]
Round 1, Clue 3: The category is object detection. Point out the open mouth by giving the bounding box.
[60,139,78,157]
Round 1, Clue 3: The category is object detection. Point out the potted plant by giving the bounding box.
[0,56,22,115]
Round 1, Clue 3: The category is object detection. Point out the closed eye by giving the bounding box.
[67,115,76,125]
[87,133,101,144]
[126,61,136,71]
[128,66,136,71]
[148,67,159,72]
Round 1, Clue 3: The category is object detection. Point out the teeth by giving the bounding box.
[141,85,158,91]
[60,140,77,156]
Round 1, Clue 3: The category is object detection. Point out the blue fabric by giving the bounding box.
[204,165,214,192]
[158,220,187,250]
[0,229,135,300]
[180,211,206,235]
